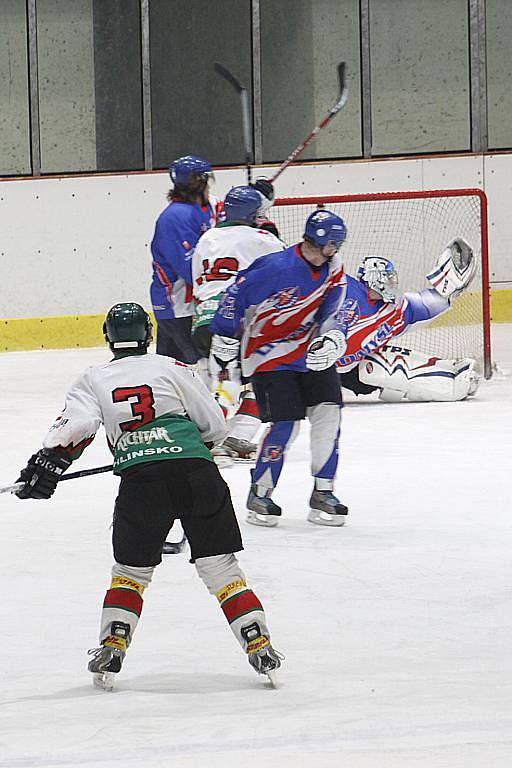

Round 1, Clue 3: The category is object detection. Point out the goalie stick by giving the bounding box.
[214,63,253,183]
[270,62,348,183]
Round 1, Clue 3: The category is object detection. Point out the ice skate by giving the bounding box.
[222,436,258,462]
[307,489,348,527]
[87,646,125,691]
[248,643,284,687]
[210,443,234,468]
[246,484,281,527]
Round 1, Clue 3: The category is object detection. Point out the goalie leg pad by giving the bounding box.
[359,346,479,402]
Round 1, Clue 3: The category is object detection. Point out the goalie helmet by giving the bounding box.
[168,155,212,195]
[304,210,347,249]
[357,256,398,303]
[103,303,153,353]
[224,186,262,225]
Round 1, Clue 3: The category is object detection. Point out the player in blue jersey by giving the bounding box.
[210,209,349,528]
[306,239,479,402]
[150,155,220,363]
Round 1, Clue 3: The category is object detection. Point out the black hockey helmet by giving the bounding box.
[103,303,153,353]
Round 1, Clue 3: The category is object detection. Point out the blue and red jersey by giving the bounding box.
[322,275,450,372]
[210,244,346,376]
[150,199,218,319]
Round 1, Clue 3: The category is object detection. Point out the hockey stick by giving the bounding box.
[214,63,253,183]
[1,463,114,495]
[269,62,348,184]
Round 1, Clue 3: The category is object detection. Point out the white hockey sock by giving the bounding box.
[98,563,155,649]
[195,554,270,652]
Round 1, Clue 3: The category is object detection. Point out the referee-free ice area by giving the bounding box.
[1,325,511,768]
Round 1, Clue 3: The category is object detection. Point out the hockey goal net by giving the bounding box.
[272,189,491,378]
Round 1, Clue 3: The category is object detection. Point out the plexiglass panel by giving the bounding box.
[36,0,142,173]
[370,0,470,155]
[150,0,252,168]
[0,0,30,175]
[486,0,512,150]
[260,0,362,163]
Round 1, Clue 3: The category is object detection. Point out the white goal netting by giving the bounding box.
[271,190,491,376]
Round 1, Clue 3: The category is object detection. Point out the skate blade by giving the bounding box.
[246,511,279,528]
[307,509,346,527]
[265,669,278,688]
[92,671,116,691]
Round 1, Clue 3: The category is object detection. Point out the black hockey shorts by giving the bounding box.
[251,366,343,422]
[112,458,243,567]
[192,325,212,359]
[156,316,199,364]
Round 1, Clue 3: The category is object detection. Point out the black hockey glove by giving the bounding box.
[15,448,71,500]
[250,178,275,202]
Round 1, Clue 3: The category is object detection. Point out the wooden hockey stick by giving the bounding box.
[1,463,113,495]
[214,63,253,183]
[269,62,348,184]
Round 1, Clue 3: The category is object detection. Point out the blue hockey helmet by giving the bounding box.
[304,210,347,249]
[357,256,398,303]
[169,155,212,188]
[224,185,262,225]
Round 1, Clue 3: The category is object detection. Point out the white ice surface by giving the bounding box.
[1,326,511,768]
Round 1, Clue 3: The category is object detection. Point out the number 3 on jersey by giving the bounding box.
[196,257,239,285]
[112,385,156,431]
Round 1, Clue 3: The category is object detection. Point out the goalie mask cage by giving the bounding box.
[272,189,491,379]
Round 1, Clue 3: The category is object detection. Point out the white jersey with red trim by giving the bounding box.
[192,223,283,304]
[43,354,227,461]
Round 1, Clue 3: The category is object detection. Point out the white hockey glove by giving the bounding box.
[426,237,476,301]
[210,335,240,364]
[306,330,347,371]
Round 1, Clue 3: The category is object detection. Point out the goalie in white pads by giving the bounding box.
[13,303,282,689]
[192,184,284,461]
[306,238,479,402]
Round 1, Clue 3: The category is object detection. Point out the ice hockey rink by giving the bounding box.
[1,324,510,768]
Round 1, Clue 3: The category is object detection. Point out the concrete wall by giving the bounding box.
[0,151,510,333]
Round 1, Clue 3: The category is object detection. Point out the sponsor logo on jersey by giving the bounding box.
[48,417,69,432]
[114,445,184,467]
[271,286,300,309]
[117,426,175,452]
[336,298,359,328]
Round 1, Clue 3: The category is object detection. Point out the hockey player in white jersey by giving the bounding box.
[192,185,284,461]
[306,238,479,402]
[14,303,282,689]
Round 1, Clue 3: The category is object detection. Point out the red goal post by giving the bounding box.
[271,189,491,379]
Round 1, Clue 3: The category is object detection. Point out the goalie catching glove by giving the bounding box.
[306,330,347,371]
[426,237,476,301]
[15,448,71,499]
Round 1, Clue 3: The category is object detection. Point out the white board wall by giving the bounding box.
[0,152,510,319]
